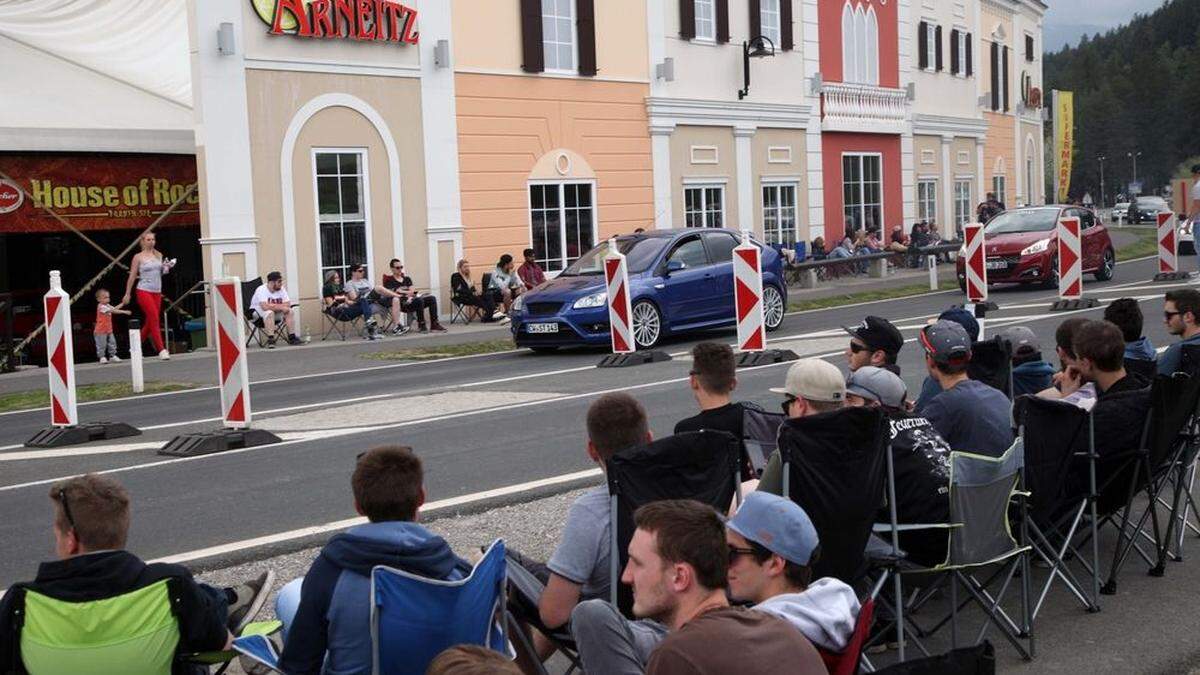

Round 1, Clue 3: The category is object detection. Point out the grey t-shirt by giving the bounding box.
[546,486,611,599]
[343,278,374,298]
[922,379,1015,457]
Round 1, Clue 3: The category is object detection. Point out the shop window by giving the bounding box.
[684,185,725,228]
[695,0,716,40]
[529,182,595,272]
[954,179,972,228]
[760,0,781,46]
[992,175,1007,207]
[541,0,576,72]
[315,151,368,286]
[917,180,938,223]
[842,154,882,233]
[762,182,799,247]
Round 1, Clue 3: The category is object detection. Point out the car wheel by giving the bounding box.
[529,346,558,354]
[763,285,785,332]
[1093,248,1115,281]
[631,300,662,349]
[1040,256,1058,289]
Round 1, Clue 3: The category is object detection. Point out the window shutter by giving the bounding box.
[1025,35,1034,60]
[716,0,730,43]
[918,22,928,70]
[990,42,999,110]
[935,25,943,71]
[1002,46,1010,110]
[749,0,761,40]
[781,0,794,50]
[519,0,544,73]
[577,0,597,76]
[966,33,973,76]
[950,29,959,74]
[680,0,695,40]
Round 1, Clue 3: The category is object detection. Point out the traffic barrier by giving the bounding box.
[963,223,989,305]
[732,231,797,368]
[129,318,144,394]
[1154,212,1190,281]
[597,238,671,368]
[1050,216,1098,311]
[159,277,280,455]
[25,270,140,448]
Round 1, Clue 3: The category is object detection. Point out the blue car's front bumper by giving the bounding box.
[510,303,613,347]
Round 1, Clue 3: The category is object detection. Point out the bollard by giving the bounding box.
[1153,212,1189,281]
[732,230,797,368]
[597,238,670,368]
[1049,216,1098,311]
[129,318,144,394]
[927,255,938,291]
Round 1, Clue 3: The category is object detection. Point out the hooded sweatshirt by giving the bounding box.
[278,521,471,675]
[752,577,861,652]
[1012,360,1056,398]
[1124,336,1156,361]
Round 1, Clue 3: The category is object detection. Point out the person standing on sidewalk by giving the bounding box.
[93,288,130,364]
[1190,164,1200,272]
[121,232,174,360]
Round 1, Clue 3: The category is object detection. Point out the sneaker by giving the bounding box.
[158,349,170,361]
[226,569,276,634]
[492,311,507,321]
[266,337,276,350]
[392,324,410,336]
[500,316,511,325]
[110,355,121,362]
[430,322,447,333]
[286,334,304,346]
[98,357,108,364]
[417,325,429,334]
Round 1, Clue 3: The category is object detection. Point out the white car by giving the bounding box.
[1112,202,1130,222]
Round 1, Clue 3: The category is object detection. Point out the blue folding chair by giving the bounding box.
[794,241,807,262]
[371,539,510,675]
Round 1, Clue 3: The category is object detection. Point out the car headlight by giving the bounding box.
[1021,238,1051,256]
[511,294,525,312]
[572,291,608,310]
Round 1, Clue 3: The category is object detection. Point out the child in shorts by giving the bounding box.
[94,288,130,363]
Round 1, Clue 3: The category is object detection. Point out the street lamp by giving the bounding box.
[737,35,776,100]
[1127,151,1142,187]
[1097,155,1106,208]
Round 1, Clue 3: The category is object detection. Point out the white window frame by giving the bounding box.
[842,153,884,233]
[917,179,938,223]
[694,0,716,41]
[955,27,968,77]
[761,180,800,247]
[842,2,878,85]
[541,0,578,74]
[760,0,781,47]
[992,175,1007,206]
[312,147,373,289]
[925,22,937,71]
[954,178,973,227]
[528,179,598,273]
[684,183,726,228]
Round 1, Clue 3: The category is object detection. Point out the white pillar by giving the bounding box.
[802,0,824,241]
[651,123,675,228]
[734,126,756,234]
[941,136,954,238]
[976,139,986,208]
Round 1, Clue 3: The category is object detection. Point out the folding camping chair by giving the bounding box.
[605,430,743,615]
[818,598,875,675]
[240,277,299,348]
[321,304,365,341]
[450,297,473,325]
[1124,357,1158,381]
[968,338,1014,399]
[371,539,510,675]
[503,556,582,675]
[742,404,785,478]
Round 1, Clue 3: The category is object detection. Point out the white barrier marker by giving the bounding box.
[129,319,144,394]
[1157,212,1178,275]
[963,223,989,304]
[44,271,77,427]
[212,278,252,428]
[603,238,635,354]
[733,230,765,352]
[1057,216,1083,300]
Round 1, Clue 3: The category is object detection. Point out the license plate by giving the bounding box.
[526,322,559,334]
[986,260,1008,270]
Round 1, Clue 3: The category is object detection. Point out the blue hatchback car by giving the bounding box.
[510,229,787,351]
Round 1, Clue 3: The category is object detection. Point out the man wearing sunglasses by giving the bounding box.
[843,315,904,375]
[1158,289,1200,375]
[383,258,446,333]
[0,474,274,671]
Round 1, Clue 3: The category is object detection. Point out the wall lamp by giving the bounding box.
[738,35,776,100]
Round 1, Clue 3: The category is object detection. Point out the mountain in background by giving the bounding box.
[1044,0,1200,203]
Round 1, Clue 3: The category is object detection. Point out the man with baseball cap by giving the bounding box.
[1001,325,1054,397]
[845,367,953,566]
[920,320,1014,457]
[844,316,905,375]
[756,359,846,495]
[915,307,981,411]
[726,492,860,652]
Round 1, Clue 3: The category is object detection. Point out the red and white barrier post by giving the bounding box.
[1154,212,1188,281]
[961,223,996,337]
[731,230,797,368]
[596,237,671,368]
[1050,216,1097,310]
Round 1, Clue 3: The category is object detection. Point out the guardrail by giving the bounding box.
[786,242,962,290]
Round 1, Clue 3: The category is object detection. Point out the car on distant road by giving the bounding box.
[955,205,1115,291]
[1130,196,1170,224]
[1111,202,1130,222]
[509,229,787,351]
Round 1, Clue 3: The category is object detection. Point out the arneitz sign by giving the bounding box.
[251,0,419,45]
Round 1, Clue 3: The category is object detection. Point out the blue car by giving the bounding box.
[510,228,788,351]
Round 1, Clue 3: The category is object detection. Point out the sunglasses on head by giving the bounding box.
[57,488,77,532]
[780,395,798,415]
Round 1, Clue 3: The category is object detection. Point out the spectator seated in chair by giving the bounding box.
[844,315,905,376]
[1104,297,1156,370]
[809,237,827,261]
[570,500,827,675]
[269,446,472,675]
[344,263,405,334]
[1158,289,1200,376]
[915,307,980,412]
[674,342,758,478]
[918,320,1014,457]
[489,254,525,315]
[1001,325,1055,398]
[517,248,546,291]
[1036,317,1098,410]
[322,269,381,340]
[0,474,274,673]
[251,271,303,347]
[755,359,848,495]
[383,258,446,333]
[451,259,506,324]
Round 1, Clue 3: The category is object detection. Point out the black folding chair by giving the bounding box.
[503,557,582,675]
[450,298,474,325]
[240,278,269,348]
[606,430,743,616]
[741,402,784,478]
[320,305,365,341]
[968,338,1014,399]
[1124,357,1157,381]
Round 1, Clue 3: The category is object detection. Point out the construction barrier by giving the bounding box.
[1050,216,1097,311]
[963,223,989,304]
[596,237,670,368]
[733,231,765,353]
[1153,212,1190,281]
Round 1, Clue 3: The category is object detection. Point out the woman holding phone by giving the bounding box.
[122,232,175,360]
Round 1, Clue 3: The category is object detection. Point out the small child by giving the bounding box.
[94,288,130,364]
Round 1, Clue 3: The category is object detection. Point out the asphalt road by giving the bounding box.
[0,254,1191,586]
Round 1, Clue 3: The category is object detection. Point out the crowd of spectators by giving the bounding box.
[5,290,1197,675]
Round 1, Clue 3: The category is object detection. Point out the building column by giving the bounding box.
[940,135,954,237]
[650,123,675,229]
[802,0,824,241]
[734,125,756,234]
[976,139,986,218]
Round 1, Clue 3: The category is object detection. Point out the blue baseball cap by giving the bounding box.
[937,307,980,342]
[727,492,820,566]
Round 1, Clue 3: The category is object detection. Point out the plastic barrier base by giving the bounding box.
[25,422,142,448]
[1154,271,1193,282]
[596,350,673,368]
[158,428,282,457]
[736,349,800,368]
[1049,297,1100,312]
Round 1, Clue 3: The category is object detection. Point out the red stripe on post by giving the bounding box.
[218,325,239,383]
[736,278,759,323]
[227,391,247,423]
[217,282,238,314]
[51,397,69,425]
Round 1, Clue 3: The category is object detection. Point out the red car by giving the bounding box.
[956,205,1116,291]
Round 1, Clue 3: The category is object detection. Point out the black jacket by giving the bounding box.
[0,551,228,674]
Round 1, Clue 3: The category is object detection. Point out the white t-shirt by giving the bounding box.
[251,283,290,317]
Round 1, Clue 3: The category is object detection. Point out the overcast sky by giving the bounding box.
[1044,0,1167,50]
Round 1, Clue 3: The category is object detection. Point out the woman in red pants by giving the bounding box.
[122,232,175,360]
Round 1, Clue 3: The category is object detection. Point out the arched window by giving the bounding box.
[842,1,879,85]
[842,3,857,85]
[865,7,879,85]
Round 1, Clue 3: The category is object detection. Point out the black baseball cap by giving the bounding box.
[843,316,904,356]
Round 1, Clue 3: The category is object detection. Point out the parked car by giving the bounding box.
[1131,196,1170,224]
[1111,202,1130,222]
[955,205,1115,291]
[509,229,787,351]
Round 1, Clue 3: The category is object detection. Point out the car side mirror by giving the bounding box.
[665,260,687,275]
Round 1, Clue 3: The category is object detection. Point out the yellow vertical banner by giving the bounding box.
[1053,90,1074,203]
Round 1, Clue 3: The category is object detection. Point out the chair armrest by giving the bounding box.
[872,522,962,533]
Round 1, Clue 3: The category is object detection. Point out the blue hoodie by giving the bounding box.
[278,521,471,675]
[1012,360,1056,397]
[1124,336,1156,361]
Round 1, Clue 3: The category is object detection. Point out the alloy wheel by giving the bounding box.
[763,285,785,331]
[631,301,662,349]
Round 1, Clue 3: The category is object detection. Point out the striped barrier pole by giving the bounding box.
[1050,216,1098,310]
[44,270,77,427]
[963,223,988,305]
[213,278,252,429]
[733,230,765,353]
[596,236,671,368]
[1153,212,1190,281]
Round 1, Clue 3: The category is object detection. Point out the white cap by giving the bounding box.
[769,359,846,403]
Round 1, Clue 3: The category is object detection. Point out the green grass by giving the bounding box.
[788,279,961,312]
[360,339,516,361]
[0,381,197,413]
[1115,228,1160,262]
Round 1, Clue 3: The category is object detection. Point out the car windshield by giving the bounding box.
[984,208,1060,234]
[560,237,671,276]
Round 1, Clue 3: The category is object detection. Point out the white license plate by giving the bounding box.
[526,322,559,334]
[986,260,1008,270]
